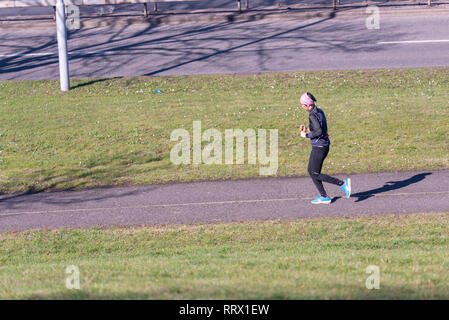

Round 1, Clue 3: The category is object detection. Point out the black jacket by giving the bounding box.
[306,106,330,147]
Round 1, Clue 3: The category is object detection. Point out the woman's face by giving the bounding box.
[301,104,312,111]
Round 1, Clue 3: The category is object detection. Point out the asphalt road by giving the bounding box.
[0,170,448,232]
[0,0,405,17]
[1,14,448,80]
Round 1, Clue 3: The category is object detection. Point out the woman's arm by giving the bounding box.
[306,113,322,139]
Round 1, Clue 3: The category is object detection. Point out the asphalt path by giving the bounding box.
[1,14,448,80]
[0,0,406,17]
[0,170,448,232]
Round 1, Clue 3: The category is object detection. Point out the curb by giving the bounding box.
[1,4,449,30]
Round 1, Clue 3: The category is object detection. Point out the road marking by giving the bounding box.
[377,40,449,44]
[0,197,300,217]
[69,50,111,55]
[1,191,449,217]
[374,191,449,197]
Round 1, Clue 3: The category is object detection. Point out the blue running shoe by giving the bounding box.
[311,195,331,204]
[339,178,351,198]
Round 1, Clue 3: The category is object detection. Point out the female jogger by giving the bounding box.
[299,92,351,204]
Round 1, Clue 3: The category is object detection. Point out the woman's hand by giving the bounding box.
[300,126,310,138]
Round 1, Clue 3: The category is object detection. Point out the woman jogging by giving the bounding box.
[299,92,351,204]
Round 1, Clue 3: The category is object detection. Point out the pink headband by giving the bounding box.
[300,92,315,106]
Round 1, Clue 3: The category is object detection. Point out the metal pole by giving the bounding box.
[56,0,69,91]
[143,2,148,17]
[154,2,158,12]
[246,0,249,9]
[333,0,336,10]
[428,0,432,6]
[238,0,241,12]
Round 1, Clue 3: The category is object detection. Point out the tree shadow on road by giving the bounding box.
[1,3,404,80]
[351,172,432,202]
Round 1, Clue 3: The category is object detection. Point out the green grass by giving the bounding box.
[0,67,448,193]
[0,213,448,299]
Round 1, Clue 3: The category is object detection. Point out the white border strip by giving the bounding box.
[378,40,449,44]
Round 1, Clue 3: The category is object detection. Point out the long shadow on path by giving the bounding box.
[351,172,432,202]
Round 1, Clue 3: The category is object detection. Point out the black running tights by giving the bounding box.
[307,146,344,197]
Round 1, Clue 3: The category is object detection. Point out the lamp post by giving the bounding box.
[56,0,70,91]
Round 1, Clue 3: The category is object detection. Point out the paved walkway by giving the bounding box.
[1,170,448,232]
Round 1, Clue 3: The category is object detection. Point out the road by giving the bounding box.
[1,14,448,80]
[0,170,448,232]
[0,0,410,17]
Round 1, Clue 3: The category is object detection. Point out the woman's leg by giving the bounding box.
[308,147,328,197]
[308,146,344,197]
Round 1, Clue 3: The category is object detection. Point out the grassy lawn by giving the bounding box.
[0,212,447,299]
[0,67,448,193]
